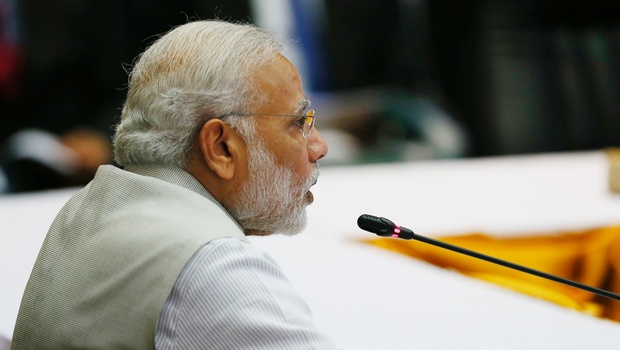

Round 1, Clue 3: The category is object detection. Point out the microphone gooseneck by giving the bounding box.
[358,214,620,302]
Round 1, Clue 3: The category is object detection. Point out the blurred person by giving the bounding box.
[0,0,130,192]
[11,20,337,349]
[0,0,126,143]
[0,128,111,193]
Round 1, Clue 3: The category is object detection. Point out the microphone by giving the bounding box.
[358,214,620,302]
[357,214,415,239]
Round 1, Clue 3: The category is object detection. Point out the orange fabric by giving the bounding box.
[364,226,620,321]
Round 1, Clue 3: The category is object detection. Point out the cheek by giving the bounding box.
[269,137,305,164]
[260,127,311,178]
[282,142,310,175]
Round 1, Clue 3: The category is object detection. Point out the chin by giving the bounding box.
[277,214,307,236]
[242,210,307,237]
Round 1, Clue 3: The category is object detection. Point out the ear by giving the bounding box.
[195,119,245,180]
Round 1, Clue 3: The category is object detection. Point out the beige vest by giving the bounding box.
[11,165,247,349]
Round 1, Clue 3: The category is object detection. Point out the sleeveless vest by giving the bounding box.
[11,165,246,349]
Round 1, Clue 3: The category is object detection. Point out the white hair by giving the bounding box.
[113,20,285,167]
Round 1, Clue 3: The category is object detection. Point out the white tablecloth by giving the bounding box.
[2,151,620,349]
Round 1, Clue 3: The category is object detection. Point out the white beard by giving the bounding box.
[228,136,319,236]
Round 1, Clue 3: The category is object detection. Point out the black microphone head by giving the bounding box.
[358,214,415,239]
[357,214,395,237]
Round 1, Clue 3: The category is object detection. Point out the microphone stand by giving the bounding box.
[358,214,620,302]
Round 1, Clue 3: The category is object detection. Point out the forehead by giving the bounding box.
[253,54,304,113]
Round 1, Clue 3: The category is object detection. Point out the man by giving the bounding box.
[11,20,338,349]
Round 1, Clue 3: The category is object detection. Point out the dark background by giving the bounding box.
[2,0,620,157]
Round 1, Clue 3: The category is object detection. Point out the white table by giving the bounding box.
[3,151,620,349]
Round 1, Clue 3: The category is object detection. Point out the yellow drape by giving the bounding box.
[364,226,620,321]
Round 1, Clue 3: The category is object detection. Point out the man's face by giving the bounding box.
[229,134,319,235]
[229,54,328,235]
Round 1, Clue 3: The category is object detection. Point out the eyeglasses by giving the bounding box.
[222,109,316,139]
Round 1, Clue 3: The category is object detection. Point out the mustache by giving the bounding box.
[306,166,320,188]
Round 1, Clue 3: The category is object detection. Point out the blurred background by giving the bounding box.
[1,0,620,192]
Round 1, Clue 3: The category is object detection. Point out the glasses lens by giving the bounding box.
[303,110,315,138]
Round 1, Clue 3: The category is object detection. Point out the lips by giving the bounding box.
[305,190,314,204]
[304,182,316,204]
[304,168,319,204]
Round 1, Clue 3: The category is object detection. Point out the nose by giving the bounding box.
[307,128,328,162]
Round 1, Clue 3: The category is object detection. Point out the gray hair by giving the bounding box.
[113,20,285,167]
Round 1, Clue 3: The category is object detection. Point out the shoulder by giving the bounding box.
[176,238,294,300]
[188,238,283,274]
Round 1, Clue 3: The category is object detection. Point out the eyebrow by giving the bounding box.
[296,96,310,113]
